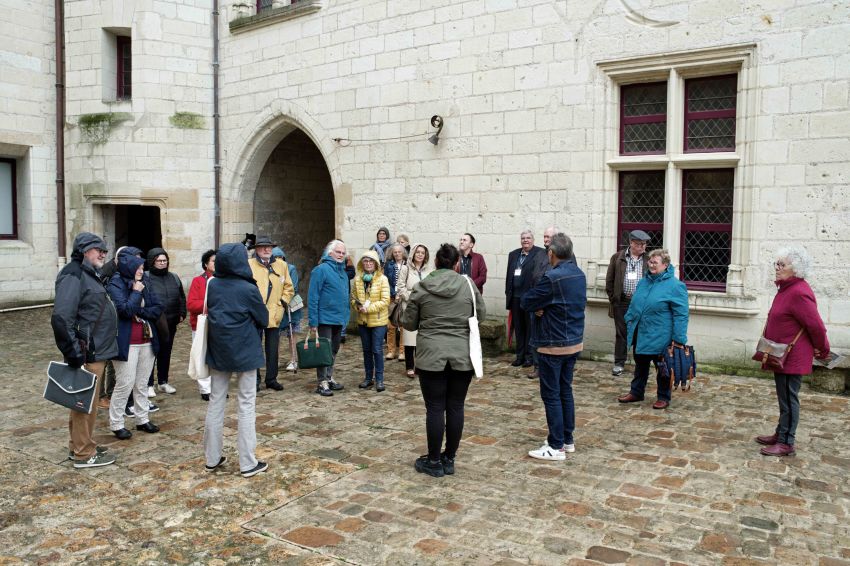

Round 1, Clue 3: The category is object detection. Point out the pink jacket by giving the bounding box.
[763,277,829,375]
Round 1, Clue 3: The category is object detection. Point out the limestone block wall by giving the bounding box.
[218,0,849,362]
[0,0,60,307]
[61,0,216,280]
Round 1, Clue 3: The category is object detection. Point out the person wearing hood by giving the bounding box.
[145,247,187,396]
[187,249,217,400]
[402,243,486,478]
[308,240,350,396]
[248,236,294,392]
[351,250,391,391]
[97,245,137,406]
[617,249,689,410]
[369,226,392,263]
[107,253,164,439]
[272,246,302,372]
[51,232,119,468]
[397,243,433,377]
[204,243,270,478]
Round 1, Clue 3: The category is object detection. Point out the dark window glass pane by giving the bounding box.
[682,231,731,284]
[620,171,665,224]
[258,0,273,9]
[684,170,733,224]
[623,83,667,117]
[623,122,667,154]
[687,117,735,151]
[687,76,736,112]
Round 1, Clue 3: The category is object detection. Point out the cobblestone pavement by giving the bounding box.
[1,308,849,565]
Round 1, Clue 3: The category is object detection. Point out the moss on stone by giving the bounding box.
[169,112,205,129]
[78,112,132,144]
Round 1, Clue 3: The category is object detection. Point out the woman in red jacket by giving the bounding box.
[187,249,216,400]
[756,246,830,457]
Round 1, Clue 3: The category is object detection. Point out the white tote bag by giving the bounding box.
[187,277,212,381]
[463,276,484,379]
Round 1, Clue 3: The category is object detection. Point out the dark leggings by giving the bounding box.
[405,345,416,371]
[148,319,178,386]
[418,362,473,461]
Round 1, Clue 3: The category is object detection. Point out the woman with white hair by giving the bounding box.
[755,245,830,457]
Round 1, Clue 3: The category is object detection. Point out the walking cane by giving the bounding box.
[287,304,297,373]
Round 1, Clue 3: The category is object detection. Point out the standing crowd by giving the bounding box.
[51,226,832,476]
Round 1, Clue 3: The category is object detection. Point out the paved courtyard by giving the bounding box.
[0,307,848,565]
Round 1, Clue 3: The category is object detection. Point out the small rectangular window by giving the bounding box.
[117,36,132,100]
[620,82,667,155]
[0,158,17,239]
[684,75,736,152]
[680,169,734,290]
[257,0,298,11]
[618,171,665,250]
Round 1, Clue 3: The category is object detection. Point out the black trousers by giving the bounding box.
[510,298,532,364]
[612,300,630,366]
[148,319,179,386]
[405,345,416,371]
[256,327,280,386]
[418,362,473,461]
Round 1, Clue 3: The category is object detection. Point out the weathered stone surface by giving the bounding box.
[282,526,343,547]
[586,545,631,563]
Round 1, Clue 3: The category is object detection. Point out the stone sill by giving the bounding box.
[230,0,322,34]
[587,291,760,318]
[0,240,32,251]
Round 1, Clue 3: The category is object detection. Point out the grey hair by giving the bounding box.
[544,226,561,236]
[775,245,811,279]
[549,233,573,260]
[387,243,408,261]
[324,239,346,256]
[520,229,534,238]
[648,248,671,265]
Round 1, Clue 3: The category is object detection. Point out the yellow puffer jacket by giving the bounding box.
[350,250,390,327]
[249,256,295,328]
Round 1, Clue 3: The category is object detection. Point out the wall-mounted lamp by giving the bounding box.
[428,115,444,145]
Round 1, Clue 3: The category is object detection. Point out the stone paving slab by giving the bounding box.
[0,308,849,565]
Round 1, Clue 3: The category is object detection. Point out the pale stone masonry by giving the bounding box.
[0,1,847,368]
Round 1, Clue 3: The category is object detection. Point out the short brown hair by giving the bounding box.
[647,248,671,265]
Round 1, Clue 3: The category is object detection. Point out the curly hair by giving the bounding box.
[775,245,811,279]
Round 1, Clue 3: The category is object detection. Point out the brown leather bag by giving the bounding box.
[752,327,803,371]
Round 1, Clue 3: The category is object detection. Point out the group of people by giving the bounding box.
[51,226,832,477]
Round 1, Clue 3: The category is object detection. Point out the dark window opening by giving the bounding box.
[113,205,161,256]
[684,75,737,152]
[117,36,132,100]
[0,158,17,239]
[618,170,665,251]
[680,169,734,291]
[620,82,667,155]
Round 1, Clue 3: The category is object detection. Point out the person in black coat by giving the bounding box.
[145,247,186,395]
[504,229,545,367]
[203,243,270,478]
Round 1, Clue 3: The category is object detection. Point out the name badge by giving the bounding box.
[627,272,638,280]
[514,268,523,277]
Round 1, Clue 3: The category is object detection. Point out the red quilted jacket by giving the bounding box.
[763,277,829,375]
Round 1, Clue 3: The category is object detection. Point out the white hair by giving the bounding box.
[324,239,346,256]
[520,229,534,238]
[775,245,811,279]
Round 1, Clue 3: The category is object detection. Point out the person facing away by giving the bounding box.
[203,242,270,478]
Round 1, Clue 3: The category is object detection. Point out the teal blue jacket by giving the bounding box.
[625,264,689,355]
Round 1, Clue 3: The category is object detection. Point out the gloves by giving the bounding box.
[67,356,85,369]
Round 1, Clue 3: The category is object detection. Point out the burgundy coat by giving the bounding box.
[763,277,829,375]
[455,251,487,293]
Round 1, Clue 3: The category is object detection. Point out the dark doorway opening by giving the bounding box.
[107,205,162,256]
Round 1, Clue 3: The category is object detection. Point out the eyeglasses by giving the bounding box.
[774,261,787,268]
[630,241,647,246]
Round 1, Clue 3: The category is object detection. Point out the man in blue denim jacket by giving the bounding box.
[520,233,587,461]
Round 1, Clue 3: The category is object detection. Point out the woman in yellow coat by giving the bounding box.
[351,250,391,391]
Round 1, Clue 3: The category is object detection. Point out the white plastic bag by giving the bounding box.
[463,276,484,379]
[188,278,212,381]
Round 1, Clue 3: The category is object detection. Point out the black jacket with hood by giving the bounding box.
[51,232,119,365]
[145,247,187,324]
[107,254,164,361]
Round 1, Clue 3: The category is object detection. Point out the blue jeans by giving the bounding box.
[358,325,387,382]
[630,352,671,402]
[774,373,801,446]
[537,352,578,449]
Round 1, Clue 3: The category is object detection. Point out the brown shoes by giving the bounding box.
[760,443,795,457]
[97,397,111,409]
[617,393,643,403]
[652,400,669,410]
[755,433,778,445]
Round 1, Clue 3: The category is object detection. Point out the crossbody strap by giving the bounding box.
[202,276,213,315]
[463,275,477,318]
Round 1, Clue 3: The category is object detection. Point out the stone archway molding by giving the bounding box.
[221,99,344,242]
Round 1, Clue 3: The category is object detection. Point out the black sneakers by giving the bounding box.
[328,379,344,391]
[205,456,226,472]
[136,422,160,433]
[414,455,444,478]
[241,461,268,478]
[316,381,333,396]
[440,454,455,475]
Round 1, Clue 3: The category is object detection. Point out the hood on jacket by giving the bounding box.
[118,254,146,280]
[271,247,285,259]
[406,243,430,268]
[376,227,391,243]
[119,246,143,260]
[418,269,466,298]
[71,232,108,261]
[356,250,384,277]
[214,242,255,282]
[146,247,169,272]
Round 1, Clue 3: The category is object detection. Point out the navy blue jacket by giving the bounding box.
[107,255,163,361]
[206,243,269,372]
[384,258,402,299]
[625,264,689,355]
[308,254,351,328]
[520,258,586,349]
[505,245,545,309]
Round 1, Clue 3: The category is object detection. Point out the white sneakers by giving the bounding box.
[285,361,298,372]
[157,383,177,394]
[612,365,624,376]
[528,442,576,461]
[147,386,156,398]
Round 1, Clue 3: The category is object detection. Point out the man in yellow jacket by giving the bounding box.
[249,236,294,391]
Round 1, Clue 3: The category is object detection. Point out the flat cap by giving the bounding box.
[629,229,651,242]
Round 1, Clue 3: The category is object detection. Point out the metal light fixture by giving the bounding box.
[428,115,444,145]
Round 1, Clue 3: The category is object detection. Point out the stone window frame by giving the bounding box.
[116,35,132,101]
[230,0,322,34]
[0,157,17,240]
[592,44,759,316]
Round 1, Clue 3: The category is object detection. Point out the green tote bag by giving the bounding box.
[296,330,334,369]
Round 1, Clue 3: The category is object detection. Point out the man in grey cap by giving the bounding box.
[51,232,119,468]
[605,230,650,376]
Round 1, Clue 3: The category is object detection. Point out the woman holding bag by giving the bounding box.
[352,251,391,391]
[403,244,486,478]
[187,249,216,400]
[397,243,433,377]
[755,246,830,457]
[384,244,407,361]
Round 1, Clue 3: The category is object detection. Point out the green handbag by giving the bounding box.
[296,330,334,369]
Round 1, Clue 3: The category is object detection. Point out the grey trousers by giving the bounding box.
[774,373,802,446]
[316,324,343,383]
[204,368,258,472]
[110,344,154,430]
[612,301,630,366]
